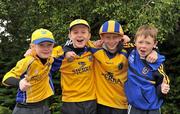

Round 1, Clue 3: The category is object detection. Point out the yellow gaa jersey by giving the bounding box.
[51,46,96,102]
[91,48,129,109]
[2,55,54,103]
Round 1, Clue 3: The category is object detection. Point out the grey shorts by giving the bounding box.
[13,101,50,114]
[128,105,161,114]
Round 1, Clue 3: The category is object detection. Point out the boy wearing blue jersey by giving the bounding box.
[51,19,96,114]
[124,25,170,114]
[2,28,55,114]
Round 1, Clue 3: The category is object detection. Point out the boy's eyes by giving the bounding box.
[38,43,53,47]
[137,41,151,45]
[72,31,88,34]
[138,41,143,44]
[104,36,119,39]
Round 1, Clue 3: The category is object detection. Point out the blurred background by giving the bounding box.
[0,0,179,114]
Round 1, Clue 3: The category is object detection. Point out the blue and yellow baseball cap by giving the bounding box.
[99,20,124,36]
[69,19,90,30]
[31,28,55,44]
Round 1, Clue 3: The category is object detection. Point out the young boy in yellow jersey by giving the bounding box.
[91,20,129,114]
[65,20,159,114]
[51,19,96,114]
[125,25,170,114]
[2,28,55,114]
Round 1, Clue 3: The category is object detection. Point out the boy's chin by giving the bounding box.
[38,54,50,59]
[74,44,86,48]
[107,46,117,52]
[139,54,147,59]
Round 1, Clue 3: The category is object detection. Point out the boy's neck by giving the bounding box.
[37,55,47,65]
[72,46,85,55]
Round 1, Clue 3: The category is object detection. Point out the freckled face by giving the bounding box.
[135,35,157,58]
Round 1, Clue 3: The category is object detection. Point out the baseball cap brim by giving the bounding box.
[32,38,55,44]
[69,23,90,30]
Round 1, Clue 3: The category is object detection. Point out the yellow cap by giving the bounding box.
[69,19,90,30]
[31,28,55,44]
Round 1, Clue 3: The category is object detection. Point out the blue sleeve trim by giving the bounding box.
[51,55,64,73]
[89,47,102,54]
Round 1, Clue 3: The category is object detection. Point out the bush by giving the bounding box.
[0,106,12,114]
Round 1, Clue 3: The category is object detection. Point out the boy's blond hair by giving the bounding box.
[135,25,158,41]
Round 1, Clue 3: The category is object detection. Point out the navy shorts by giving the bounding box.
[61,100,97,114]
[97,104,127,114]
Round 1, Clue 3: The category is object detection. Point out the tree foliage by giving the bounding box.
[0,0,179,113]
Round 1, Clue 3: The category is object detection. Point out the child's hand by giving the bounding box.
[161,77,170,94]
[146,50,157,63]
[65,51,77,62]
[19,76,31,91]
[24,49,32,57]
[93,40,103,48]
[122,35,130,43]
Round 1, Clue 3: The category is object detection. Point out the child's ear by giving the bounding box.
[154,41,158,48]
[30,43,35,49]
[88,33,91,40]
[100,35,105,41]
[68,33,71,40]
[69,33,74,41]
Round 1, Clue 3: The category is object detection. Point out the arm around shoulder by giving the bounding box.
[2,56,34,87]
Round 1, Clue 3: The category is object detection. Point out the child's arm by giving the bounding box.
[3,77,20,87]
[161,77,170,94]
[19,75,31,91]
[63,41,77,61]
[122,35,131,44]
[92,35,130,48]
[3,74,31,92]
[154,64,170,97]
[65,51,77,62]
[146,50,158,63]
[91,40,103,48]
[24,48,32,56]
[124,43,158,63]
[3,76,30,91]
[2,57,33,89]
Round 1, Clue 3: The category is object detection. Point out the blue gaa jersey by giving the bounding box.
[125,49,169,110]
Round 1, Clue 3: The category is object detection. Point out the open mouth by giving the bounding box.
[77,39,84,43]
[139,49,146,55]
[43,52,50,55]
[140,50,146,53]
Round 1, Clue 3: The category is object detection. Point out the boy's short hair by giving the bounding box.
[135,25,158,41]
[31,28,55,44]
[99,20,124,36]
[69,19,90,31]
